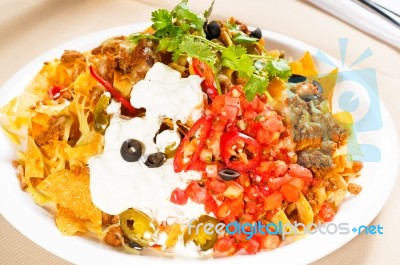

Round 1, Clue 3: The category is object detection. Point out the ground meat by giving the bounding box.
[298,150,332,169]
[311,113,347,146]
[347,183,362,194]
[115,38,158,74]
[352,161,363,173]
[60,50,85,63]
[103,226,123,247]
[34,116,65,147]
[102,212,119,226]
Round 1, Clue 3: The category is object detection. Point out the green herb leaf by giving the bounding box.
[221,45,254,77]
[173,0,206,31]
[128,34,155,44]
[266,58,291,79]
[177,35,217,64]
[243,74,269,101]
[151,9,173,31]
[233,34,258,44]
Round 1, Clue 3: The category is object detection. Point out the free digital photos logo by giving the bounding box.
[315,38,382,162]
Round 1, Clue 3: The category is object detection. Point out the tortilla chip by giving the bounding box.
[36,168,102,232]
[25,136,44,180]
[290,51,318,77]
[65,132,104,166]
[56,205,87,235]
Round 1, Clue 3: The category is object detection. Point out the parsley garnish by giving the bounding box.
[130,0,292,101]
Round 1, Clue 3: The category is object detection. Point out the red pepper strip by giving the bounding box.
[220,131,261,172]
[89,65,136,115]
[192,58,218,100]
[173,115,213,172]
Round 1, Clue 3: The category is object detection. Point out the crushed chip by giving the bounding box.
[65,132,104,166]
[25,136,44,181]
[36,168,102,232]
[56,205,87,236]
[290,51,318,77]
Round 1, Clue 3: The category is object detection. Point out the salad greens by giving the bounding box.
[129,0,291,101]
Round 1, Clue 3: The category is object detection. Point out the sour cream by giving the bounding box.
[89,63,206,225]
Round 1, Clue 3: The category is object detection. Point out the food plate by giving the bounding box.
[0,23,398,264]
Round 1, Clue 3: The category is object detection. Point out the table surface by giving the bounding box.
[0,0,399,264]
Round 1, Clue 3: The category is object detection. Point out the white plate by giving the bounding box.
[0,23,398,265]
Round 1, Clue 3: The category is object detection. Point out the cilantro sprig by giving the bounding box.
[129,0,291,101]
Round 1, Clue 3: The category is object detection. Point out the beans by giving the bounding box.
[218,168,240,181]
[120,139,143,162]
[144,152,166,168]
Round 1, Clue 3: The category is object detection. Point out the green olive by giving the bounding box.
[94,94,110,133]
[184,215,220,251]
[119,208,157,247]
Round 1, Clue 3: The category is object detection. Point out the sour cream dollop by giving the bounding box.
[89,63,206,225]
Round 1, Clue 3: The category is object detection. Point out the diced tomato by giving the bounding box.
[217,199,232,219]
[170,188,188,205]
[224,95,240,106]
[244,186,261,201]
[318,203,336,222]
[186,181,207,204]
[229,198,244,217]
[224,105,239,120]
[263,192,282,211]
[263,115,285,133]
[255,234,280,250]
[206,179,227,194]
[280,184,299,202]
[211,95,225,113]
[256,127,272,144]
[204,194,218,214]
[245,201,257,214]
[274,160,289,177]
[288,177,307,191]
[223,182,244,199]
[205,164,218,178]
[214,236,235,253]
[289,164,313,180]
[243,109,258,119]
[242,238,260,254]
[267,174,291,190]
[237,173,250,188]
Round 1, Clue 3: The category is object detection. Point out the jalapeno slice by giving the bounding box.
[184,215,220,251]
[119,208,157,247]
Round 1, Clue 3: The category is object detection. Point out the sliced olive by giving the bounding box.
[119,208,157,247]
[250,28,262,39]
[218,168,240,181]
[120,139,143,162]
[205,21,221,40]
[144,152,166,168]
[94,94,111,133]
[312,80,323,94]
[288,74,307,83]
[184,215,220,251]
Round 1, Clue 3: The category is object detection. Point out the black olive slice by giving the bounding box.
[144,152,166,168]
[120,139,143,162]
[218,168,241,181]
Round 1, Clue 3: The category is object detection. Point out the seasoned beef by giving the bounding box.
[60,50,85,63]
